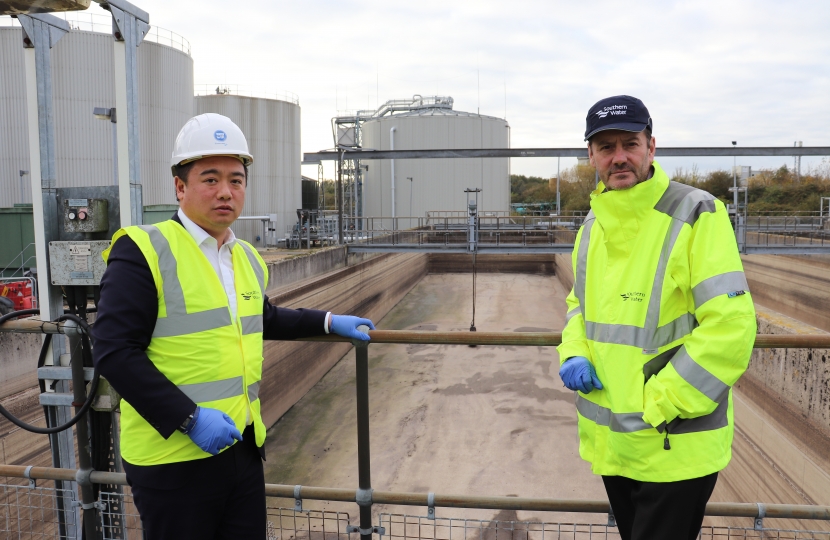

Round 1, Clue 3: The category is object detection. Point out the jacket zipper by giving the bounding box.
[663,426,671,450]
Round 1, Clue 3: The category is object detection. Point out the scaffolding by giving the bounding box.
[331,96,456,238]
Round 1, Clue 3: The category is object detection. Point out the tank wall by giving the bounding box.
[195,95,301,245]
[361,114,510,219]
[0,27,193,209]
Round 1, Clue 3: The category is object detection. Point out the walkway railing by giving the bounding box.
[1,321,830,537]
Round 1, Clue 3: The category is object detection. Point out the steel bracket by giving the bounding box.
[427,492,436,520]
[355,487,374,507]
[294,485,303,512]
[347,525,384,536]
[607,509,616,527]
[23,466,36,489]
[755,502,766,530]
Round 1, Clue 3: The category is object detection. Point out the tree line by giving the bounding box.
[511,159,830,214]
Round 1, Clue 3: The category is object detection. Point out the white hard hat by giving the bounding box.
[170,113,253,171]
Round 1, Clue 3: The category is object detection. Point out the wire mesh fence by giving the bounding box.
[378,514,830,540]
[0,483,78,539]
[2,486,830,539]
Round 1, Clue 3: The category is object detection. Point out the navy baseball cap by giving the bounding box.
[585,95,652,141]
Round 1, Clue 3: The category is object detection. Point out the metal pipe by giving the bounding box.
[354,333,372,540]
[1,465,828,521]
[65,321,98,539]
[390,126,397,225]
[3,322,830,349]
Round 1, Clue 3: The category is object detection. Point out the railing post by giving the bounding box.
[354,328,373,540]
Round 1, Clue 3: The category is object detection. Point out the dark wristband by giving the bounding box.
[178,406,200,434]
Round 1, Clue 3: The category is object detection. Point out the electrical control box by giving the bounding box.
[48,241,110,285]
[63,198,109,233]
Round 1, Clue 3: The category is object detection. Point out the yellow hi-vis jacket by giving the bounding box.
[557,161,756,482]
[103,220,268,466]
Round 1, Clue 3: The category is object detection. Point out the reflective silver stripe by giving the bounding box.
[610,412,652,433]
[653,182,717,226]
[669,397,729,434]
[178,376,244,403]
[575,395,650,433]
[140,225,186,317]
[671,346,730,403]
[152,307,232,338]
[644,218,684,332]
[692,271,749,310]
[241,315,263,335]
[247,381,260,402]
[565,307,581,323]
[584,313,696,349]
[577,393,729,435]
[574,212,595,321]
[237,242,266,294]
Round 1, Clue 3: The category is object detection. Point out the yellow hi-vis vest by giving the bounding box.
[103,220,269,466]
[557,161,757,482]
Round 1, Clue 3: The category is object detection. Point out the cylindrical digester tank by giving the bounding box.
[360,108,510,218]
[195,94,301,245]
[0,19,194,209]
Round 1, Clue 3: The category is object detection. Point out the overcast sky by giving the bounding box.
[110,0,830,178]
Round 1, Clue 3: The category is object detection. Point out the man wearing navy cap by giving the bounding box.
[557,96,756,539]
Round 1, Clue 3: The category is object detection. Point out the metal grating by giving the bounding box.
[266,507,353,540]
[378,514,830,540]
[98,491,142,540]
[0,484,78,539]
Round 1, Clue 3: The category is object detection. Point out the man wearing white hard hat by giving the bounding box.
[93,113,375,539]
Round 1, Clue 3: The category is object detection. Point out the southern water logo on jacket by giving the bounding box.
[620,292,645,302]
[241,290,261,301]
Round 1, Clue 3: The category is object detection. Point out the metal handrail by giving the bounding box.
[0,464,827,522]
[1,321,829,349]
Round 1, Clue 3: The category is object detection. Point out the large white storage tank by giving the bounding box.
[0,16,194,209]
[360,102,510,218]
[195,94,301,245]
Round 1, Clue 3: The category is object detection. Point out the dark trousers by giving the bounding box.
[126,425,266,540]
[602,472,718,540]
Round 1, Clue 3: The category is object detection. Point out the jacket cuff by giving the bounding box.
[642,377,680,428]
[556,342,592,366]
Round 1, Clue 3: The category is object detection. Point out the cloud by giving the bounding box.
[126,0,830,177]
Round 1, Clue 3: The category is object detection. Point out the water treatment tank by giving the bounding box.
[0,15,193,209]
[195,92,301,245]
[359,99,510,218]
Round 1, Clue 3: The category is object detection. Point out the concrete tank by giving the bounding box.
[360,107,510,218]
[196,94,301,245]
[0,16,193,209]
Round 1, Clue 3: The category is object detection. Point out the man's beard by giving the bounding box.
[604,163,651,191]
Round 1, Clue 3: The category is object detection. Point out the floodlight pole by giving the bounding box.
[16,12,80,539]
[100,0,150,227]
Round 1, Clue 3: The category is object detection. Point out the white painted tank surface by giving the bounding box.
[195,94,301,246]
[0,15,193,209]
[360,105,510,219]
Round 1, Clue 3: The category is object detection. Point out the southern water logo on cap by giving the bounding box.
[595,105,628,119]
[214,130,227,143]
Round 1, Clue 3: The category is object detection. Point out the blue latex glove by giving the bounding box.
[187,407,242,455]
[330,315,376,341]
[559,356,603,393]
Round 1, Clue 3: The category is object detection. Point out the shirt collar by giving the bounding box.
[177,208,237,250]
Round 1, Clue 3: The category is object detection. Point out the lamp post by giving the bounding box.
[93,107,117,185]
[18,170,29,204]
[556,157,560,216]
[732,141,737,227]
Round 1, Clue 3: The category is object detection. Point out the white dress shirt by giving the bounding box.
[178,209,240,319]
[177,209,332,331]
